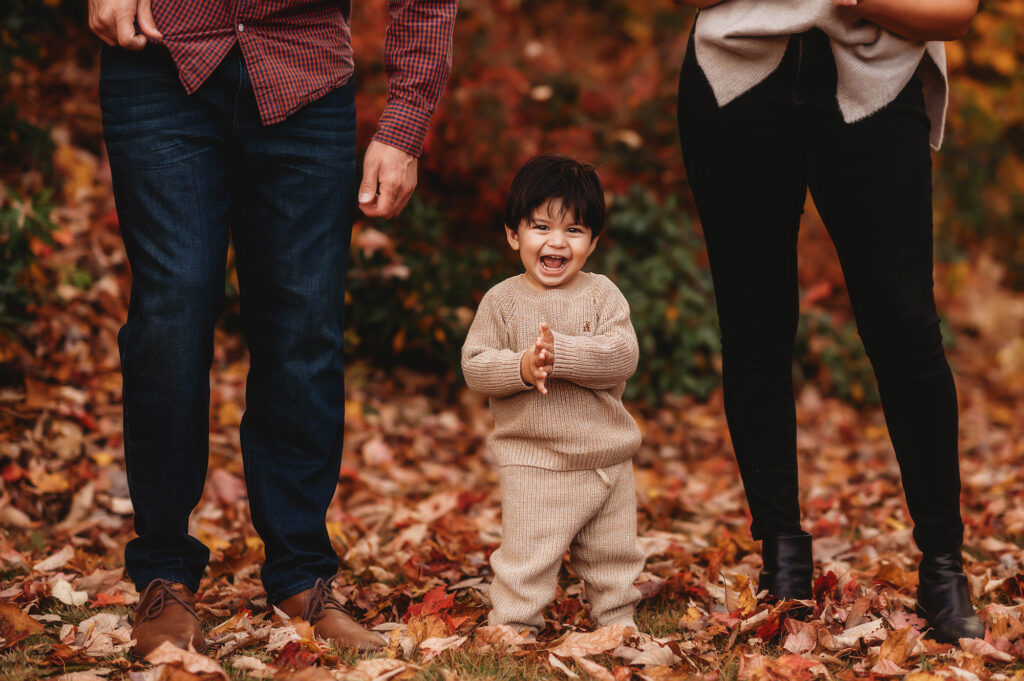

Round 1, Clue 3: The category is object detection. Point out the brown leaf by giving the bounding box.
[958,636,1012,662]
[418,635,468,662]
[145,641,227,679]
[0,603,45,640]
[574,656,616,681]
[868,658,910,677]
[32,545,75,572]
[878,625,915,665]
[549,625,632,658]
[782,619,817,655]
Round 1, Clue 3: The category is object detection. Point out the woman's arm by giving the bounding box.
[835,0,978,42]
[673,0,727,8]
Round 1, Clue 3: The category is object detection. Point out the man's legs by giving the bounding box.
[101,44,234,592]
[227,59,357,604]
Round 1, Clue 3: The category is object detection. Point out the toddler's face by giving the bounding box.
[506,199,598,290]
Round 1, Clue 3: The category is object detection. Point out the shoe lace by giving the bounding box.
[300,577,348,623]
[137,578,201,623]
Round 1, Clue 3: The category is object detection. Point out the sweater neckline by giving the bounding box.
[509,271,596,297]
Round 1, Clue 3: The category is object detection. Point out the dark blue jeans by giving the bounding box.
[678,29,964,555]
[100,44,356,603]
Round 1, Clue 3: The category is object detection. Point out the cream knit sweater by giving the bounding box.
[693,0,948,149]
[461,272,641,471]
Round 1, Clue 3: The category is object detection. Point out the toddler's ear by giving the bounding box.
[586,234,600,257]
[505,225,521,251]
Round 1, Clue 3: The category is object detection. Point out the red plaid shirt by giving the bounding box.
[151,0,457,157]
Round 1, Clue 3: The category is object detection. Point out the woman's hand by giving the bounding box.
[834,0,978,42]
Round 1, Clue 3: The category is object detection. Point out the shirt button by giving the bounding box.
[237,23,245,32]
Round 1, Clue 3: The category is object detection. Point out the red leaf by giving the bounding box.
[403,585,455,622]
[90,591,126,607]
[813,572,839,603]
[1,463,25,483]
[755,612,781,640]
[272,640,322,670]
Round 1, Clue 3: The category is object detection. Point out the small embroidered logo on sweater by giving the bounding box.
[583,321,591,333]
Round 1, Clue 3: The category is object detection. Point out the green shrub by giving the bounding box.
[345,198,503,373]
[794,313,879,406]
[590,186,720,402]
[0,186,57,329]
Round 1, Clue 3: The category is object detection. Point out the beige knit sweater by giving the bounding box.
[461,272,641,471]
[693,0,948,149]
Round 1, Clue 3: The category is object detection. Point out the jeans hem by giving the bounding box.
[267,574,335,607]
[132,573,201,595]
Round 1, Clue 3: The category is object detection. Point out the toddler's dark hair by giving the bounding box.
[504,153,605,237]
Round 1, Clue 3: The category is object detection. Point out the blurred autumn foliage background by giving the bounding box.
[2,0,1024,401]
[2,1,1024,680]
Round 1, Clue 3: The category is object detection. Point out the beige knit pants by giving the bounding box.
[488,460,644,631]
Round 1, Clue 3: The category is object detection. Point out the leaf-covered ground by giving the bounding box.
[4,19,1024,681]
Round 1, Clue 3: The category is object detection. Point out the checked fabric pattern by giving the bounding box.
[150,0,457,156]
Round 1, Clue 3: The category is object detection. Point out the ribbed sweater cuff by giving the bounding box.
[549,331,587,381]
[480,349,532,395]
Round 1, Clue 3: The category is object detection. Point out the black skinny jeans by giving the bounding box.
[677,28,964,555]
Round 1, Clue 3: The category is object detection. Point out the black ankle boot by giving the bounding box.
[916,550,985,643]
[758,532,813,601]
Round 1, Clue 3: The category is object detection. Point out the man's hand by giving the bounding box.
[520,322,555,394]
[358,141,418,219]
[89,0,162,49]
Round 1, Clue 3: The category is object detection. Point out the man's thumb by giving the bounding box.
[359,156,380,204]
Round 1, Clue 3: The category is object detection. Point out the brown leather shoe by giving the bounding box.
[131,579,206,659]
[277,578,386,651]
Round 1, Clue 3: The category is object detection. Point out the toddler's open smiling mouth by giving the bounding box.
[540,255,568,272]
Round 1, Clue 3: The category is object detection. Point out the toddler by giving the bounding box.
[461,153,644,632]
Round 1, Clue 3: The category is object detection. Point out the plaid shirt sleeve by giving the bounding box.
[372,0,458,158]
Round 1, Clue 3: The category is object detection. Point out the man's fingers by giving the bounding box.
[391,182,415,216]
[358,155,381,206]
[137,0,163,40]
[116,13,146,49]
[89,11,117,45]
[374,181,397,217]
[358,141,418,219]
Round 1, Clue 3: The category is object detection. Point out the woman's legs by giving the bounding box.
[805,76,964,556]
[678,37,808,543]
[806,70,981,643]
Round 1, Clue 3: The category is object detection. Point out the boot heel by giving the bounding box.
[758,533,813,602]
[916,550,985,644]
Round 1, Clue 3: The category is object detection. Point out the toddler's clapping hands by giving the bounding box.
[520,322,555,394]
